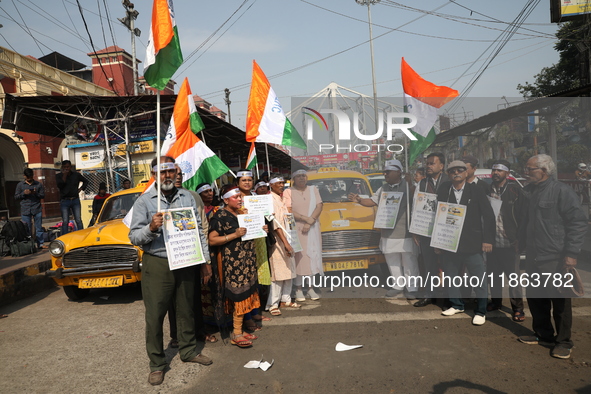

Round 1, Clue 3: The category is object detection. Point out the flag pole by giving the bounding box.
[265,143,271,175]
[157,90,162,213]
[405,137,410,230]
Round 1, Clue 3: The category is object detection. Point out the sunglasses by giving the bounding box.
[447,168,466,174]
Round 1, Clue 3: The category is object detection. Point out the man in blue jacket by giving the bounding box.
[15,168,45,248]
[518,154,587,359]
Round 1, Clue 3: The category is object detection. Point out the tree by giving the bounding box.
[517,20,589,97]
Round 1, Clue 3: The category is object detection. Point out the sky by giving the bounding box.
[0,0,562,131]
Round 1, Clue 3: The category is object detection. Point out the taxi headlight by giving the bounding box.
[49,240,65,257]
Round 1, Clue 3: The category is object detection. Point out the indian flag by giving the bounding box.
[161,78,205,155]
[246,60,306,149]
[402,57,458,164]
[165,80,229,190]
[143,0,183,91]
[246,142,257,170]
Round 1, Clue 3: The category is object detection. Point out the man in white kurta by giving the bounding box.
[348,160,420,298]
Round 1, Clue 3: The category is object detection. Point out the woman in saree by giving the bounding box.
[208,185,266,347]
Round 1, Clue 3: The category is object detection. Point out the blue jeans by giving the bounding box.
[60,198,83,235]
[441,252,488,316]
[22,211,44,247]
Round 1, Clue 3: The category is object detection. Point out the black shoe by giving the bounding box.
[169,338,178,348]
[487,302,501,312]
[551,345,572,359]
[518,335,554,346]
[413,298,432,307]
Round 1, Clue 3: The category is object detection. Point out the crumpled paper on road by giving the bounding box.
[244,355,274,371]
[335,342,363,351]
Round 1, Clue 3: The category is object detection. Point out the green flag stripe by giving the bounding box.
[144,27,183,91]
[189,111,205,134]
[408,128,436,165]
[183,156,229,191]
[281,118,306,149]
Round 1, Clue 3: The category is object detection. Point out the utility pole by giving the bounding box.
[224,88,232,124]
[119,0,141,95]
[355,0,382,170]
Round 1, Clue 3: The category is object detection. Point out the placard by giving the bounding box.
[429,202,467,253]
[243,194,274,216]
[237,213,267,241]
[285,213,303,253]
[162,207,206,270]
[374,192,404,229]
[409,192,438,237]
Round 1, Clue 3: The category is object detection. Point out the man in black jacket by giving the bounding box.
[15,168,45,248]
[56,160,88,235]
[485,160,528,322]
[412,152,450,307]
[518,154,587,359]
[435,160,495,326]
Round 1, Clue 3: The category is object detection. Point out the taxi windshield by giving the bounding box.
[98,192,141,223]
[308,177,370,203]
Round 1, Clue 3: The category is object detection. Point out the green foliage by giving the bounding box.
[517,21,588,97]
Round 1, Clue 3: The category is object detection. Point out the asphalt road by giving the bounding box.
[1,281,590,393]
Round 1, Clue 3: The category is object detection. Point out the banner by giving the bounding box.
[237,213,267,241]
[429,202,466,253]
[374,192,404,229]
[409,192,438,237]
[162,207,206,270]
[285,213,303,253]
[243,194,274,216]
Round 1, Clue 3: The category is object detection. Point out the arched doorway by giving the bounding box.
[0,132,26,217]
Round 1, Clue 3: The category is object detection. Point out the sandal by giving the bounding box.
[512,310,525,322]
[280,301,302,309]
[244,321,262,332]
[230,333,253,348]
[269,306,282,316]
[242,332,258,340]
[252,314,272,322]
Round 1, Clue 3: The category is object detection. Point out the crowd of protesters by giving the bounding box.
[8,152,589,385]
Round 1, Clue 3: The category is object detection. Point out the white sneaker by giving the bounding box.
[441,307,465,316]
[472,315,486,325]
[295,289,306,302]
[307,288,320,301]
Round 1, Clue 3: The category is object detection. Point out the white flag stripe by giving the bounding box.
[257,87,286,144]
[175,140,216,180]
[403,93,438,138]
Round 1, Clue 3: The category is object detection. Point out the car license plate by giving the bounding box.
[324,259,369,271]
[78,276,123,289]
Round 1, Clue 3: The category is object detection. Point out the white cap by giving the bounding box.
[578,163,587,170]
[384,159,402,171]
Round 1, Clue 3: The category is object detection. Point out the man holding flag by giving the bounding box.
[129,156,213,386]
[401,58,458,308]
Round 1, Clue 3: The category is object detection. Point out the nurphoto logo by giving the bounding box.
[302,107,417,153]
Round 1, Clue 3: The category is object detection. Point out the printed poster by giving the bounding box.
[374,192,404,229]
[429,202,467,253]
[409,192,438,237]
[285,213,303,253]
[243,194,274,216]
[237,213,267,241]
[162,207,206,270]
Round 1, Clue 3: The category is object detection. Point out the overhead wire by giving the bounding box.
[447,0,541,113]
[75,0,119,95]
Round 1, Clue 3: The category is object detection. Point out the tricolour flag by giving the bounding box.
[161,78,205,155]
[144,0,183,91]
[246,142,258,170]
[246,60,306,149]
[401,57,459,164]
[164,79,230,190]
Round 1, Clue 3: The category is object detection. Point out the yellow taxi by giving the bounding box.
[46,185,146,300]
[307,167,385,272]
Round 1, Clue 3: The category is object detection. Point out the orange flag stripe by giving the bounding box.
[245,60,271,142]
[152,0,174,53]
[401,57,458,109]
[173,78,191,140]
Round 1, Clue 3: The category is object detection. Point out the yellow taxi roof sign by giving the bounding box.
[317,167,339,172]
